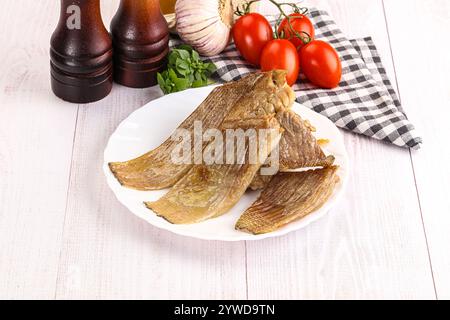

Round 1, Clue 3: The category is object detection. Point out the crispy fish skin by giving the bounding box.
[236,166,339,234]
[108,73,265,191]
[276,110,334,171]
[145,118,282,224]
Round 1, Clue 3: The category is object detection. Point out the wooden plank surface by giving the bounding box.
[0,0,447,299]
[384,0,450,299]
[53,84,247,300]
[0,0,77,299]
[50,1,247,299]
[247,0,436,300]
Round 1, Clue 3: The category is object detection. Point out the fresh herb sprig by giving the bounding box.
[157,45,217,94]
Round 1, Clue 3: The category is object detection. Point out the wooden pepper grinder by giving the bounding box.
[111,0,169,88]
[50,0,113,103]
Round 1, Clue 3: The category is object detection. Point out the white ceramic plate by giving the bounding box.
[104,85,349,241]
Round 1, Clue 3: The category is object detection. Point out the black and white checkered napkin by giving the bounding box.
[170,8,422,149]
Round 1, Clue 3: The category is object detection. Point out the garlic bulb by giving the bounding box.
[176,0,234,56]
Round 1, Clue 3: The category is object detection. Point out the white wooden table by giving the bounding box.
[0,0,449,300]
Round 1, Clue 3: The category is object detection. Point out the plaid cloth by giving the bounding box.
[350,37,403,114]
[170,8,421,149]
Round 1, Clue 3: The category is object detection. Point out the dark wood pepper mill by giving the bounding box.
[50,0,113,103]
[111,0,169,88]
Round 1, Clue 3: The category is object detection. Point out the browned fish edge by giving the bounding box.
[236,166,340,235]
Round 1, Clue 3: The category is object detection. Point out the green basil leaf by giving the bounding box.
[157,46,217,94]
[177,68,187,77]
[186,74,194,85]
[206,62,217,74]
[168,53,178,67]
[168,68,179,82]
[176,59,189,70]
[174,78,189,91]
[177,49,190,61]
[177,44,193,53]
[191,50,200,62]
[157,73,166,92]
[157,72,164,84]
[192,79,204,88]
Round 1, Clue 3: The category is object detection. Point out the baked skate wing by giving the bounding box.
[108,73,265,190]
[145,118,282,224]
[144,71,296,223]
[276,109,334,170]
[248,108,335,190]
[236,166,340,234]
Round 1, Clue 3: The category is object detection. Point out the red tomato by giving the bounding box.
[278,13,315,49]
[299,40,342,88]
[232,13,273,66]
[260,39,300,86]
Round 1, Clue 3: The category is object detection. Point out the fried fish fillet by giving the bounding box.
[236,166,339,234]
[145,118,282,224]
[108,72,265,190]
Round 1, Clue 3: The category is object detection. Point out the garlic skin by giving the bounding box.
[176,0,234,56]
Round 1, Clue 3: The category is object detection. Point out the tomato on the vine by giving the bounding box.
[260,39,300,86]
[278,13,315,49]
[232,13,273,66]
[299,40,342,89]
